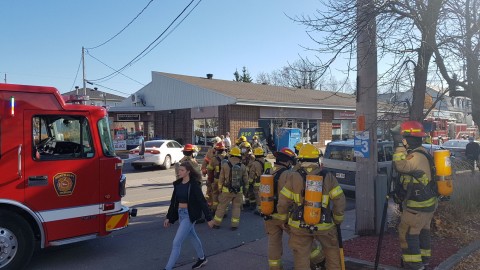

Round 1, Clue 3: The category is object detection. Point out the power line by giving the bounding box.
[69,53,83,92]
[86,81,130,97]
[88,0,201,83]
[85,50,146,86]
[85,0,156,50]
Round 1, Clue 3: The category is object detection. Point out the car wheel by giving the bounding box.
[162,155,171,170]
[0,210,35,270]
[132,164,142,170]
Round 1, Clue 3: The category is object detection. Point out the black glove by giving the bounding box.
[390,125,403,147]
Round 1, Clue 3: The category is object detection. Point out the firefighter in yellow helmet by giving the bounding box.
[249,147,273,215]
[263,147,296,269]
[175,144,201,178]
[201,137,222,207]
[277,143,346,269]
[212,146,248,230]
[236,135,247,146]
[251,135,263,149]
[391,121,437,270]
[208,142,228,213]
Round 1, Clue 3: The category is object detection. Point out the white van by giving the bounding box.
[322,140,394,192]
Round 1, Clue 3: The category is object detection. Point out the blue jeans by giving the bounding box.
[165,208,205,270]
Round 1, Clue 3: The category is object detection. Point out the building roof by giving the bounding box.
[63,88,125,101]
[156,72,356,109]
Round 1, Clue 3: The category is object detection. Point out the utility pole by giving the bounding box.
[82,47,86,95]
[355,0,378,235]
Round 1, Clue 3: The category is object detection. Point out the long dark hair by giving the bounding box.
[178,161,202,182]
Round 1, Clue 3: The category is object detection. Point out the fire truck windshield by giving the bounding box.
[98,117,116,157]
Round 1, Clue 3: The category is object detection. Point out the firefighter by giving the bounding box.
[175,144,201,178]
[391,121,438,270]
[263,147,296,269]
[208,141,228,213]
[277,143,346,270]
[201,137,222,207]
[212,146,248,230]
[240,141,256,209]
[251,135,263,149]
[236,135,247,147]
[249,147,272,215]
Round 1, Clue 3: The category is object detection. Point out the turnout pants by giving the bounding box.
[289,226,340,270]
[213,190,243,228]
[399,210,435,270]
[205,170,214,206]
[264,219,287,270]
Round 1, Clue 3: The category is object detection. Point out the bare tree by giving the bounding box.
[434,0,480,127]
[292,0,446,121]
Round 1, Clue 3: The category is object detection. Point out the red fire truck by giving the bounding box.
[0,84,133,269]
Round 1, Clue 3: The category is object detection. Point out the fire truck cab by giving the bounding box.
[0,84,131,269]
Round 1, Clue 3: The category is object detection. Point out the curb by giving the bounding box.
[345,257,403,270]
[435,240,480,270]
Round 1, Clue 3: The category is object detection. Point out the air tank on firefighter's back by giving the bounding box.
[434,149,453,196]
[303,175,323,225]
[260,174,274,216]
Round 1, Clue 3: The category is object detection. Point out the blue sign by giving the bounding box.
[354,131,370,158]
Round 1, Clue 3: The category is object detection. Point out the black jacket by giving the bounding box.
[166,178,212,224]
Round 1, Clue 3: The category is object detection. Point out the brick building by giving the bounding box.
[109,72,357,148]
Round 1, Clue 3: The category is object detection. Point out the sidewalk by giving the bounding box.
[174,206,480,270]
[174,208,402,270]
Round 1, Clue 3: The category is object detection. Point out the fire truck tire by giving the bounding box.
[162,155,171,170]
[0,210,35,270]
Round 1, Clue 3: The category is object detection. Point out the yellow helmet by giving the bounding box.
[240,136,247,142]
[294,142,304,151]
[229,146,242,157]
[253,147,264,156]
[298,144,320,160]
[253,135,258,140]
[241,142,251,149]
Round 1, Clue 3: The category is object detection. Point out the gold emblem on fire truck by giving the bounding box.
[53,172,76,196]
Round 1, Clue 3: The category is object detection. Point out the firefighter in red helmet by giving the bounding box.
[208,141,228,213]
[391,120,437,270]
[175,144,201,178]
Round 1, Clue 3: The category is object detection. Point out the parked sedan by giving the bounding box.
[440,139,480,170]
[129,140,184,170]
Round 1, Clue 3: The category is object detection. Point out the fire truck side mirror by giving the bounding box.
[139,138,146,156]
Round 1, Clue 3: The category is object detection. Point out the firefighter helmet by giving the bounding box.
[274,147,296,160]
[400,121,427,137]
[213,136,222,144]
[183,144,198,152]
[253,135,258,140]
[240,136,247,142]
[253,147,265,157]
[241,142,251,149]
[214,142,226,150]
[297,144,320,160]
[294,142,304,151]
[229,146,242,157]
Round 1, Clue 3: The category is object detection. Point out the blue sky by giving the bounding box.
[1,0,332,97]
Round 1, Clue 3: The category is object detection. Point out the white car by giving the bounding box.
[129,140,184,170]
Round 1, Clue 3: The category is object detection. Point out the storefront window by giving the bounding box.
[332,120,353,141]
[193,118,219,146]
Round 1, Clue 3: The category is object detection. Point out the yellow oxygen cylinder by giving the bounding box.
[303,175,323,225]
[433,150,453,196]
[260,175,274,215]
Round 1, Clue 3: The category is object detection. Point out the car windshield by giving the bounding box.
[442,140,468,148]
[325,145,355,162]
[145,141,164,148]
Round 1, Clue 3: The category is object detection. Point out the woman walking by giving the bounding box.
[164,161,214,270]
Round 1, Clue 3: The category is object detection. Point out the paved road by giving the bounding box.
[27,164,355,270]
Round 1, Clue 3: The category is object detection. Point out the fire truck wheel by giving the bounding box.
[163,155,171,170]
[0,210,35,270]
